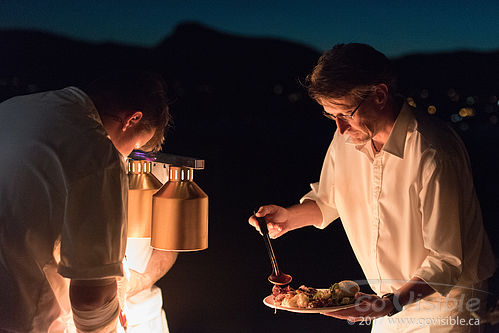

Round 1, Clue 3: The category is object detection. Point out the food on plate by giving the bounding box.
[272,280,360,309]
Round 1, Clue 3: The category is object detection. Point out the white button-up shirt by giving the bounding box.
[302,102,495,296]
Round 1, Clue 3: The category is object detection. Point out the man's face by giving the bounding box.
[320,95,376,145]
[113,127,155,157]
[102,111,157,157]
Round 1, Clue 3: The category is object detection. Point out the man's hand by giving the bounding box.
[323,292,394,322]
[249,205,290,239]
[248,200,322,239]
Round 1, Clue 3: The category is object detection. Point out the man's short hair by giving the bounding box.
[85,71,171,151]
[305,43,396,103]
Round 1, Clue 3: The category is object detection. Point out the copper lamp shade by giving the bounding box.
[127,160,163,238]
[151,166,208,251]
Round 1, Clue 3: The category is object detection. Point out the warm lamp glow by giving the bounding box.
[127,160,163,238]
[151,166,208,251]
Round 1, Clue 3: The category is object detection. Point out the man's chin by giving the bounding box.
[348,134,369,145]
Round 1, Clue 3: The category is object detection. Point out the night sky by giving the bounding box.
[1,0,499,57]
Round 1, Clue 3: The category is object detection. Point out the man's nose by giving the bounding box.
[335,118,350,134]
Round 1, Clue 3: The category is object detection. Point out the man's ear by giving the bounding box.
[373,84,389,108]
[122,111,143,131]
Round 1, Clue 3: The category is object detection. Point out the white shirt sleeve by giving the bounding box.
[58,159,127,279]
[300,137,340,229]
[413,149,465,295]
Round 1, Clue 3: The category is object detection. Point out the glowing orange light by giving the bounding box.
[407,97,416,107]
[427,105,437,115]
[459,107,474,118]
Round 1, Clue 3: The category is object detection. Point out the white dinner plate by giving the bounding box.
[263,295,356,314]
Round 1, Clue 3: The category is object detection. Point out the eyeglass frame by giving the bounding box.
[322,94,370,121]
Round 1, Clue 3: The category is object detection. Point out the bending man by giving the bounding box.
[0,71,170,332]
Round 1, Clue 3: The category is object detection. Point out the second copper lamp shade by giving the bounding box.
[151,166,208,251]
[127,160,208,251]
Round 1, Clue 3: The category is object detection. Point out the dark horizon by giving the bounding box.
[2,1,499,57]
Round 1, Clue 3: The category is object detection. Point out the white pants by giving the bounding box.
[125,286,169,333]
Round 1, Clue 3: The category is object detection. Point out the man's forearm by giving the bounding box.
[127,250,177,297]
[70,278,117,310]
[69,279,120,332]
[287,200,323,230]
[395,276,436,307]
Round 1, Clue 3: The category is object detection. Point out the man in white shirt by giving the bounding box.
[249,43,495,332]
[0,71,171,332]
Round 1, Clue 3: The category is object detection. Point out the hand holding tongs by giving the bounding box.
[254,213,292,285]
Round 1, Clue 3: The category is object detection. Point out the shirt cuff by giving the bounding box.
[300,183,338,229]
[412,254,462,296]
[58,262,123,280]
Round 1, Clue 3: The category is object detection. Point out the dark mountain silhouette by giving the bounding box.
[1,22,498,333]
[0,29,151,92]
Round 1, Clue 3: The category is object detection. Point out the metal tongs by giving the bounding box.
[254,214,292,285]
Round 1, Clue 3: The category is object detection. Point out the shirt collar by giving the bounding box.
[382,102,413,159]
[66,87,129,162]
[65,86,104,127]
[345,101,414,159]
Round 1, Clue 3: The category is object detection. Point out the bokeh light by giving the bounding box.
[490,115,498,125]
[459,107,474,118]
[447,89,460,102]
[407,97,416,107]
[484,105,494,113]
[459,122,470,131]
[451,114,462,123]
[288,93,301,103]
[466,96,476,105]
[427,105,437,115]
[420,89,429,99]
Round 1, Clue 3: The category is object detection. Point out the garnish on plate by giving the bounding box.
[271,280,360,309]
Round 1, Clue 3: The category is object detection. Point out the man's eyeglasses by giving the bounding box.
[322,95,369,122]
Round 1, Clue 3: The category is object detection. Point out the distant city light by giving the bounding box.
[490,115,498,125]
[466,96,476,105]
[484,105,494,113]
[427,105,437,115]
[288,93,301,103]
[451,114,462,123]
[420,89,429,99]
[459,122,470,131]
[406,97,416,107]
[273,84,283,95]
[459,107,474,118]
[447,89,460,102]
